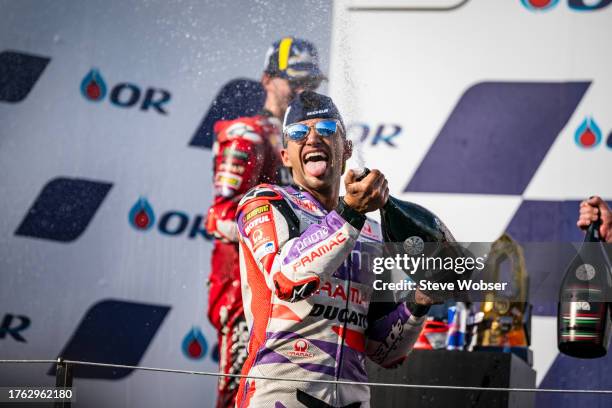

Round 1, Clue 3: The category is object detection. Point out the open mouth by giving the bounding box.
[303,151,329,178]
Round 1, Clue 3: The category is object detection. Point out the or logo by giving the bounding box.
[521,0,612,11]
[48,299,170,379]
[182,327,208,360]
[129,197,156,230]
[347,123,402,147]
[0,50,51,103]
[15,177,113,242]
[574,117,602,148]
[81,68,107,101]
[80,68,171,114]
[568,0,612,11]
[520,0,559,11]
[128,197,212,240]
[0,314,31,343]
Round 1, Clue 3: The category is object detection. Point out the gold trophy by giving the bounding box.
[478,234,531,349]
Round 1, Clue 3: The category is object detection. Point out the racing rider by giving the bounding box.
[205,37,325,408]
[234,91,434,407]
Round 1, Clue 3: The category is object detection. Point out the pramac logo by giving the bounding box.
[129,197,156,230]
[286,339,314,358]
[347,122,403,148]
[574,117,602,148]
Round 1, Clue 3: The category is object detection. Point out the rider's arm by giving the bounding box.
[236,187,365,302]
[206,119,266,242]
[365,300,429,368]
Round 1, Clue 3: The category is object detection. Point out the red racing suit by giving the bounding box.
[234,184,427,408]
[206,113,286,408]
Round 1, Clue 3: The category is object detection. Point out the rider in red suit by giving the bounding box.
[205,37,325,408]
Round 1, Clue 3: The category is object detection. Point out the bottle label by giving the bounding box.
[575,264,596,281]
[402,236,424,255]
[559,301,605,342]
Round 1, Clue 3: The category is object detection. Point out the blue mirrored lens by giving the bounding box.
[315,121,338,137]
[286,124,309,140]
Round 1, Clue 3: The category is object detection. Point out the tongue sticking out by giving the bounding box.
[305,160,328,177]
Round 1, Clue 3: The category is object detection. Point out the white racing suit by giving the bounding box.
[234,184,427,408]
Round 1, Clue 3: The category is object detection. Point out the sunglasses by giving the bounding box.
[284,120,341,142]
[289,77,323,92]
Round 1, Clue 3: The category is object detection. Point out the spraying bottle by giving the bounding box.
[354,168,471,294]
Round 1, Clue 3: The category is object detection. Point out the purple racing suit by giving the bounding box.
[234,184,427,407]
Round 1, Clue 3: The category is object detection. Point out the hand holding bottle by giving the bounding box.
[343,168,389,214]
[577,196,611,243]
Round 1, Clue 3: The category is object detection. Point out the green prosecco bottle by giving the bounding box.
[557,218,612,358]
